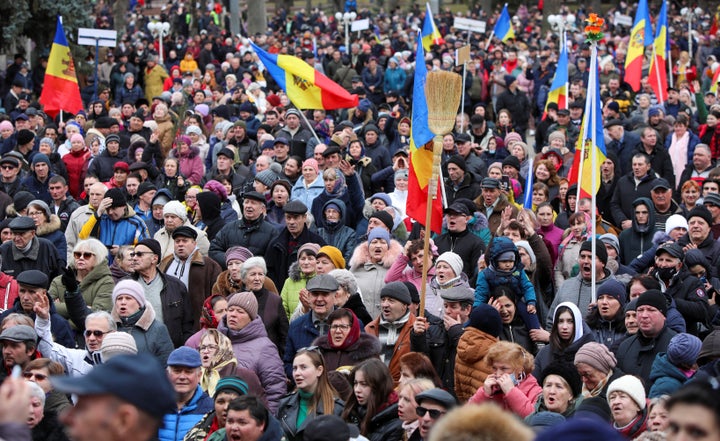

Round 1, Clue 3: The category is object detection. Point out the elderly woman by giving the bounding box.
[184,294,228,348]
[217,291,287,412]
[328,269,372,325]
[111,279,174,365]
[573,342,621,400]
[607,375,649,439]
[27,200,67,266]
[349,228,403,319]
[280,243,319,318]
[23,358,71,415]
[27,380,70,441]
[170,135,204,185]
[212,246,278,296]
[528,362,583,419]
[49,238,114,322]
[291,158,324,208]
[428,252,471,299]
[313,308,381,376]
[197,329,264,399]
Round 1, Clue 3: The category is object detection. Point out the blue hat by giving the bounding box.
[368,227,390,244]
[467,304,502,337]
[167,346,202,368]
[32,153,50,166]
[535,416,625,441]
[369,192,392,207]
[51,354,176,418]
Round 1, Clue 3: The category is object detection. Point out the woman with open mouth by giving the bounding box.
[527,361,583,420]
[607,375,649,439]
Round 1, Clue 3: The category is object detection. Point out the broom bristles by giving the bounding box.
[425,71,462,135]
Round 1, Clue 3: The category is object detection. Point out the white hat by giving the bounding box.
[606,375,646,410]
[436,252,463,278]
[665,214,689,234]
[163,200,187,222]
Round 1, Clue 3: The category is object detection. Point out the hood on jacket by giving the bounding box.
[553,301,584,343]
[197,191,221,220]
[151,188,173,206]
[684,248,708,272]
[564,184,578,212]
[487,236,522,271]
[632,197,656,234]
[36,214,62,237]
[322,198,347,226]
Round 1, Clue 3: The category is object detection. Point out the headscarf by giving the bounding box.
[200,329,238,397]
[328,308,362,350]
[200,294,224,329]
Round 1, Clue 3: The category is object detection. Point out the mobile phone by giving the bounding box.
[501,175,510,191]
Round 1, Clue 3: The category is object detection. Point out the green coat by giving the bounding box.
[49,263,115,322]
[280,262,315,318]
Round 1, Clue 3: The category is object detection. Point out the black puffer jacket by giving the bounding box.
[410,312,464,394]
[209,215,276,269]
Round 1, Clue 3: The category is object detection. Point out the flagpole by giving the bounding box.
[563,32,569,110]
[590,42,598,304]
[668,51,673,88]
[484,31,495,50]
[293,106,322,144]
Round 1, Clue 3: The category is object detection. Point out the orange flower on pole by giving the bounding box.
[584,13,605,42]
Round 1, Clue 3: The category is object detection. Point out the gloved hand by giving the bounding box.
[62,266,79,293]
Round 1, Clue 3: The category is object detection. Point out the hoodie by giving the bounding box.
[618,197,656,265]
[316,199,356,264]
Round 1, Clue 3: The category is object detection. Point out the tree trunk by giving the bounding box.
[246,0,267,36]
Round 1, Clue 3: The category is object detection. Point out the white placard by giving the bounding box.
[454,17,487,33]
[614,13,633,28]
[351,19,370,32]
[78,28,118,47]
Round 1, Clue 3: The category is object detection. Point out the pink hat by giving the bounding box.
[0,121,13,132]
[302,158,319,174]
[70,133,85,143]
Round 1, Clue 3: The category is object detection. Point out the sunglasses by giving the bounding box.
[73,251,94,260]
[416,406,446,419]
[130,251,152,257]
[23,372,48,381]
[84,329,109,338]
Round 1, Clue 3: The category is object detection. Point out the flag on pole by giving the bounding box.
[493,4,515,42]
[710,66,720,95]
[543,36,568,118]
[648,1,669,104]
[421,3,444,52]
[39,16,83,118]
[251,43,358,110]
[567,65,607,199]
[523,157,535,209]
[624,0,652,91]
[406,37,443,234]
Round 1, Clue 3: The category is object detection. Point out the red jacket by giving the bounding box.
[62,148,90,198]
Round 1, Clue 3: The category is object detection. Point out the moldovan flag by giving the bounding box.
[543,37,568,118]
[493,4,515,42]
[711,66,720,95]
[406,38,443,234]
[568,61,607,199]
[624,0,652,91]
[648,1,669,104]
[251,43,358,110]
[39,16,83,118]
[421,3,444,52]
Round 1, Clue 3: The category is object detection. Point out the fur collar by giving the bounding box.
[348,239,403,270]
[37,214,61,236]
[112,302,157,331]
[314,333,382,361]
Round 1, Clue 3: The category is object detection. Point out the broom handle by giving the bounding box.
[419,134,444,317]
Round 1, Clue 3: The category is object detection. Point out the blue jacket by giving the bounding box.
[92,208,149,262]
[475,237,536,306]
[284,312,320,378]
[159,385,214,441]
[20,173,53,204]
[648,353,690,398]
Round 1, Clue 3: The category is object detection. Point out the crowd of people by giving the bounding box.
[1,0,720,440]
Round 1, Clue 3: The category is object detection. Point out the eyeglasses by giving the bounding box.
[416,406,446,419]
[330,324,351,331]
[84,329,110,338]
[199,344,219,352]
[1,165,16,170]
[27,211,43,217]
[23,372,48,381]
[130,251,152,257]
[185,195,197,200]
[73,251,94,260]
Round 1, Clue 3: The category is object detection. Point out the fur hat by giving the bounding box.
[606,375,646,410]
[227,292,258,320]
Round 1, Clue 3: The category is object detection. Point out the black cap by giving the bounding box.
[655,242,685,259]
[369,210,394,231]
[216,147,235,159]
[243,191,265,203]
[502,155,521,170]
[105,188,127,208]
[283,200,308,214]
[605,119,624,128]
[652,178,672,191]
[444,202,471,216]
[136,238,162,260]
[136,182,157,197]
[557,109,570,116]
[171,226,198,240]
[321,146,341,158]
[636,289,668,316]
[455,133,471,143]
[415,388,458,409]
[481,178,501,189]
[16,270,49,289]
[8,216,36,232]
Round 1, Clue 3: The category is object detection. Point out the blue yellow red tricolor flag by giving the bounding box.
[543,36,568,118]
[624,0,652,91]
[493,4,515,42]
[39,17,83,118]
[251,43,358,110]
[649,1,669,103]
[421,3,444,52]
[568,55,607,199]
[406,37,443,234]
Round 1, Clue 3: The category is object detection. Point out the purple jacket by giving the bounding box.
[218,316,287,412]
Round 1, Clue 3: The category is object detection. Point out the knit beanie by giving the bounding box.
[688,206,713,227]
[112,280,147,308]
[574,342,617,374]
[227,292,258,320]
[436,252,463,278]
[100,331,138,361]
[225,246,253,265]
[504,131,523,146]
[379,282,411,305]
[163,200,188,221]
[540,361,583,397]
[606,375,646,410]
[665,214,689,234]
[302,158,319,174]
[367,227,391,244]
[136,238,162,261]
[446,155,467,172]
[497,251,515,262]
[597,280,627,306]
[467,304,502,337]
[394,169,409,180]
[369,192,392,207]
[636,289,668,316]
[547,131,566,144]
[514,241,536,265]
[599,233,620,256]
[667,333,703,366]
[214,376,249,398]
[624,298,638,313]
[70,133,85,144]
[255,169,278,188]
[580,240,607,265]
[369,210,394,231]
[298,243,321,257]
[317,246,345,270]
[105,187,127,208]
[0,121,13,132]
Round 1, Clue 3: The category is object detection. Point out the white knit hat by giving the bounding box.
[163,200,188,222]
[514,240,536,265]
[436,252,463,278]
[665,214,689,234]
[606,375,646,410]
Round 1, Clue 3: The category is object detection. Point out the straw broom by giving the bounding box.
[419,71,462,317]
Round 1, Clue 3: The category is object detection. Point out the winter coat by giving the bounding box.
[266,227,326,292]
[500,316,537,356]
[209,216,276,269]
[36,215,67,267]
[454,327,498,403]
[20,172,53,204]
[316,199,356,264]
[339,293,373,327]
[410,312,463,394]
[87,148,125,182]
[217,316,287,412]
[206,417,285,441]
[469,374,543,418]
[0,294,75,348]
[648,353,692,398]
[554,236,584,289]
[313,332,381,373]
[62,148,91,198]
[616,325,677,386]
[49,262,114,320]
[434,228,487,285]
[546,271,617,329]
[677,233,720,279]
[610,171,656,226]
[79,205,149,261]
[534,323,595,378]
[276,393,345,441]
[130,272,195,348]
[365,314,416,386]
[31,410,69,441]
[154,113,175,157]
[159,385,214,441]
[291,175,324,209]
[280,262,314,318]
[284,311,323,377]
[618,197,657,265]
[349,239,404,319]
[444,173,482,206]
[0,236,62,281]
[310,173,364,230]
[0,272,18,312]
[475,237,536,306]
[658,268,710,336]
[112,303,175,365]
[171,146,205,185]
[155,223,211,260]
[345,398,404,441]
[144,64,169,103]
[587,310,627,353]
[159,249,223,330]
